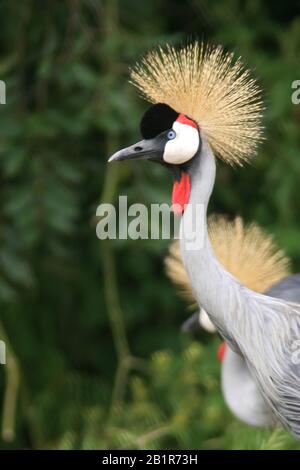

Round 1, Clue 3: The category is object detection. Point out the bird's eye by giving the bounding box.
[167,130,176,140]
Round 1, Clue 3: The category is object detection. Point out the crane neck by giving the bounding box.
[180,138,216,253]
[179,139,242,344]
[187,138,216,211]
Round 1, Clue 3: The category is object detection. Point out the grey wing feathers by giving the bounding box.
[265,273,300,438]
[243,294,300,439]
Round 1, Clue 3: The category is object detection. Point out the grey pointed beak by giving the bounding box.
[108,136,165,163]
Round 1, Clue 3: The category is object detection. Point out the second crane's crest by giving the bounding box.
[130,42,264,166]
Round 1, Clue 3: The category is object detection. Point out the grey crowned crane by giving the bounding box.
[166,215,294,428]
[108,42,300,439]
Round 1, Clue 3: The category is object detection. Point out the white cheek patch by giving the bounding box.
[163,121,199,164]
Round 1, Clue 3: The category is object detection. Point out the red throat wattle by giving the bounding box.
[217,342,227,362]
[172,172,191,214]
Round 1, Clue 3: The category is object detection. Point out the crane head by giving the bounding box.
[115,42,264,166]
[108,102,201,168]
[108,103,202,213]
[108,42,264,212]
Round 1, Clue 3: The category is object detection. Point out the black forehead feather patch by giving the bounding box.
[140,103,179,139]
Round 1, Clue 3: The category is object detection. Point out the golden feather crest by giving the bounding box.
[130,42,264,165]
[165,215,291,305]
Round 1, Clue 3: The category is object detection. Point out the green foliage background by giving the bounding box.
[0,0,300,450]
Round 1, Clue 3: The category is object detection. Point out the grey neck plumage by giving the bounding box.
[179,139,245,348]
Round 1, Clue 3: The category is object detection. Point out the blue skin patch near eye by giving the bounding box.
[167,130,176,140]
